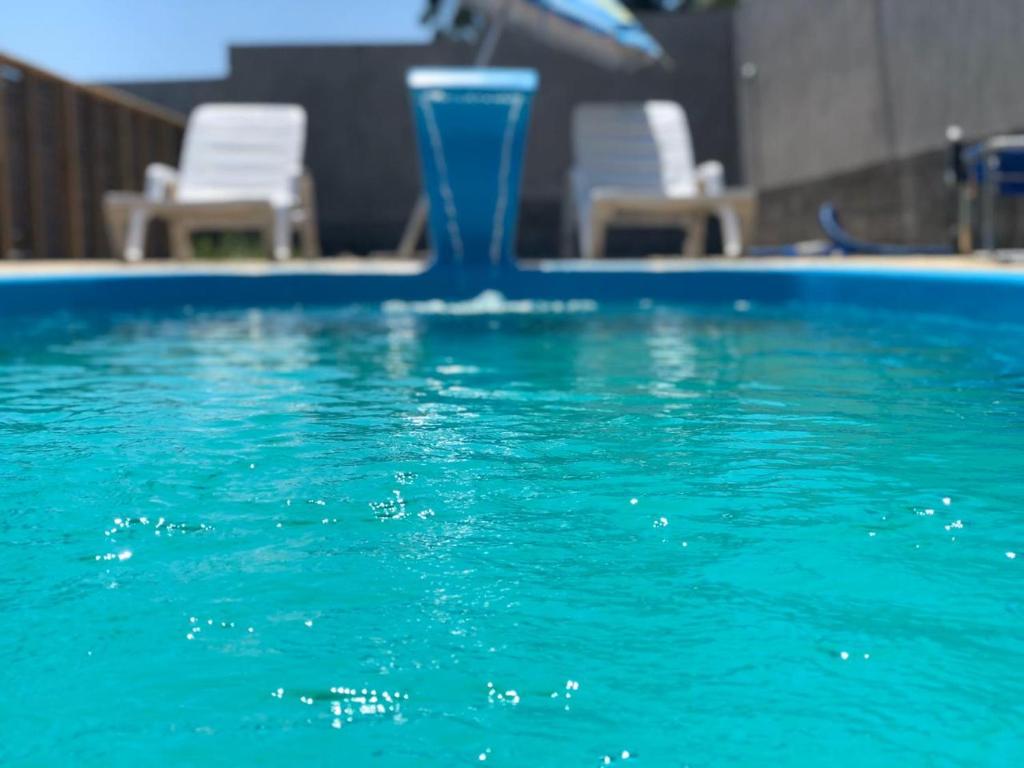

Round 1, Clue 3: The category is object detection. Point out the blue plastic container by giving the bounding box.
[407,68,538,270]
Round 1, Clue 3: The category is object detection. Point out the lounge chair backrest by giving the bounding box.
[572,101,697,197]
[177,104,307,207]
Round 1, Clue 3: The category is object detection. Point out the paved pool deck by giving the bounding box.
[0,255,1022,277]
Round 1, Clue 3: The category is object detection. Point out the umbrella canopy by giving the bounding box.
[455,0,667,70]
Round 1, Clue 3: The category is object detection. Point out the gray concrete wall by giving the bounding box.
[756,145,1024,249]
[736,0,1024,190]
[111,12,739,256]
[734,0,892,189]
[881,0,1024,158]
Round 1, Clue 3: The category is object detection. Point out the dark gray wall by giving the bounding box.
[110,12,740,256]
[117,79,227,117]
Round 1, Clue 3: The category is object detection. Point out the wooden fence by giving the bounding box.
[0,52,186,259]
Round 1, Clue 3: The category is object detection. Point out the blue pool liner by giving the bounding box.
[2,261,1023,326]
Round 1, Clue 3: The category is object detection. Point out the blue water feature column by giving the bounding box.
[407,68,538,272]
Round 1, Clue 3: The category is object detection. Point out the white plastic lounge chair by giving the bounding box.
[563,101,756,259]
[104,103,319,261]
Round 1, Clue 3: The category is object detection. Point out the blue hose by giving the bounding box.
[817,203,953,255]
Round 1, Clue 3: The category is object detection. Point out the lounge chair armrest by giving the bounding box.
[696,160,726,196]
[143,163,179,201]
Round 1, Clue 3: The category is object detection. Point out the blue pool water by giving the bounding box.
[2,294,1024,765]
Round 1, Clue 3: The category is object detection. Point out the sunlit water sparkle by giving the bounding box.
[2,298,1023,765]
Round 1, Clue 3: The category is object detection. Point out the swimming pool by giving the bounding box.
[2,265,1024,765]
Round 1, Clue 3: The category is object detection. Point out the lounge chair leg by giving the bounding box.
[169,223,194,260]
[106,203,152,262]
[717,205,743,258]
[739,199,757,255]
[299,215,319,259]
[585,206,608,259]
[588,221,606,260]
[683,215,707,258]
[299,173,320,258]
[560,177,576,259]
[272,207,293,261]
[957,185,974,255]
[981,174,997,252]
[123,209,150,262]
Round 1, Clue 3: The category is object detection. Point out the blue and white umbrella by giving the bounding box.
[436,0,667,70]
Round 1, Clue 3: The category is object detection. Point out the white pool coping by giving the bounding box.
[0,255,1021,279]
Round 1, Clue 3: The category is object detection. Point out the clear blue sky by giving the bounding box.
[0,0,431,83]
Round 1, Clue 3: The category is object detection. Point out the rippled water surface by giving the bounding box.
[3,296,1024,766]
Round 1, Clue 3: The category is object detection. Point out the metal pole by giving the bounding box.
[474,2,508,66]
[982,150,998,253]
[946,125,973,255]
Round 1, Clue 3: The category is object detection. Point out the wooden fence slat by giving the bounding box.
[24,74,48,260]
[0,51,185,259]
[61,85,85,260]
[117,106,134,189]
[0,74,13,258]
[91,100,107,258]
[137,115,151,185]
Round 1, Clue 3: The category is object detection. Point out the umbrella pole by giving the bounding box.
[474,3,509,66]
[396,3,509,260]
